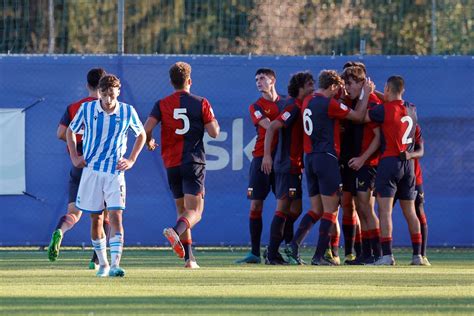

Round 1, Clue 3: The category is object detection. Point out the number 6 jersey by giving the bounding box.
[149,91,216,168]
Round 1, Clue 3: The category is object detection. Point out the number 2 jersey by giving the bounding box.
[149,91,216,168]
[368,100,417,159]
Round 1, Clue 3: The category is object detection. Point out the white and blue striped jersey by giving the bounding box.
[69,100,144,174]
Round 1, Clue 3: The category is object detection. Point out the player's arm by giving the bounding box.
[205,120,220,138]
[117,130,146,171]
[143,116,159,151]
[374,90,384,102]
[348,126,380,171]
[66,127,86,168]
[258,118,271,130]
[57,124,67,141]
[261,120,283,175]
[345,79,372,122]
[400,124,424,161]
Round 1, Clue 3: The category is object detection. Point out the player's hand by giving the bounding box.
[399,151,411,161]
[348,156,364,171]
[363,77,373,94]
[117,157,135,171]
[71,155,86,168]
[146,138,158,151]
[261,155,273,175]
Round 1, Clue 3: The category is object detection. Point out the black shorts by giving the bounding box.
[166,163,206,199]
[247,157,275,200]
[375,157,416,200]
[68,166,83,204]
[275,173,302,200]
[305,153,342,197]
[340,162,357,195]
[356,165,377,192]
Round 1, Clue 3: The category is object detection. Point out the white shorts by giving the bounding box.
[76,167,126,213]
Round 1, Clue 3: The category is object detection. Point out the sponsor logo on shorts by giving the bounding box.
[289,188,296,197]
[340,103,348,111]
[281,111,291,121]
[254,111,262,119]
[358,180,365,188]
[247,187,253,198]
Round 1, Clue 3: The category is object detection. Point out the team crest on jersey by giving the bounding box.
[254,111,262,119]
[281,111,291,121]
[247,187,253,198]
[340,103,348,111]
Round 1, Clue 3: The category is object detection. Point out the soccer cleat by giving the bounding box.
[410,255,424,266]
[332,255,341,266]
[344,253,357,264]
[163,228,185,259]
[286,243,306,265]
[96,265,110,277]
[184,259,200,269]
[234,252,261,264]
[89,261,99,270]
[311,256,337,266]
[345,256,365,265]
[422,256,432,266]
[47,229,63,262]
[109,266,125,277]
[265,251,289,265]
[372,254,396,266]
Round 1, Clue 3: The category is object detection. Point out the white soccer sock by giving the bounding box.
[92,237,109,267]
[109,233,123,268]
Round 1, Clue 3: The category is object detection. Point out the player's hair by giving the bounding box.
[99,74,121,91]
[287,71,314,98]
[169,62,192,89]
[341,66,366,83]
[343,61,367,74]
[255,68,276,79]
[318,70,343,89]
[387,75,405,94]
[87,68,106,89]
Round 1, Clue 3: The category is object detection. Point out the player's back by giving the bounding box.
[157,91,213,168]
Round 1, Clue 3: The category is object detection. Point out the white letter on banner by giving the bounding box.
[0,109,25,195]
[204,131,229,171]
[232,118,256,171]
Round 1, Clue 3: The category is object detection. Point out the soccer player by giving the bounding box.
[47,68,111,269]
[67,74,146,277]
[341,66,383,264]
[235,68,286,264]
[144,62,219,269]
[302,70,371,265]
[364,75,423,265]
[261,71,315,265]
[400,124,430,265]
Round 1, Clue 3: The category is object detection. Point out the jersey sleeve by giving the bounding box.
[128,106,145,137]
[368,104,385,123]
[69,104,85,133]
[202,98,216,124]
[277,104,300,127]
[59,106,72,127]
[249,103,266,126]
[328,98,351,119]
[149,100,162,122]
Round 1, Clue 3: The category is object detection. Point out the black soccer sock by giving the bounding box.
[249,210,263,257]
[182,239,193,261]
[314,212,336,258]
[268,212,286,259]
[342,215,357,256]
[283,214,297,245]
[411,233,422,256]
[418,214,428,257]
[361,230,372,258]
[381,237,393,256]
[292,211,321,246]
[370,229,382,257]
[173,217,190,236]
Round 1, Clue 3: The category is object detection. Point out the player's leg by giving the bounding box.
[283,198,302,263]
[174,197,196,267]
[373,196,396,265]
[283,176,303,246]
[91,211,110,277]
[266,198,290,265]
[328,217,341,265]
[415,184,430,265]
[90,210,110,269]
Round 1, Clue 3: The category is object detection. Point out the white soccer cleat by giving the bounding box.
[422,256,432,266]
[372,254,396,266]
[410,255,424,266]
[96,265,110,277]
[184,259,200,269]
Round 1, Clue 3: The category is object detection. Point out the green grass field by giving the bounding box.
[0,247,472,315]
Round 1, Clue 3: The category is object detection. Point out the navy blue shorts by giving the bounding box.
[356,165,377,192]
[275,173,302,200]
[247,157,275,200]
[166,163,206,199]
[68,166,83,204]
[305,153,342,197]
[340,162,356,194]
[375,157,416,200]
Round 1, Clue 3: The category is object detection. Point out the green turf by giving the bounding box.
[0,248,472,315]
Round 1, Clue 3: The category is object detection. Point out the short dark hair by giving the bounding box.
[255,68,276,79]
[318,70,343,89]
[387,75,405,94]
[343,61,367,74]
[341,66,366,83]
[87,68,106,89]
[288,71,314,98]
[169,62,191,89]
[99,74,121,91]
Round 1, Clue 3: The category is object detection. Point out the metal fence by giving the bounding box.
[1,0,472,55]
